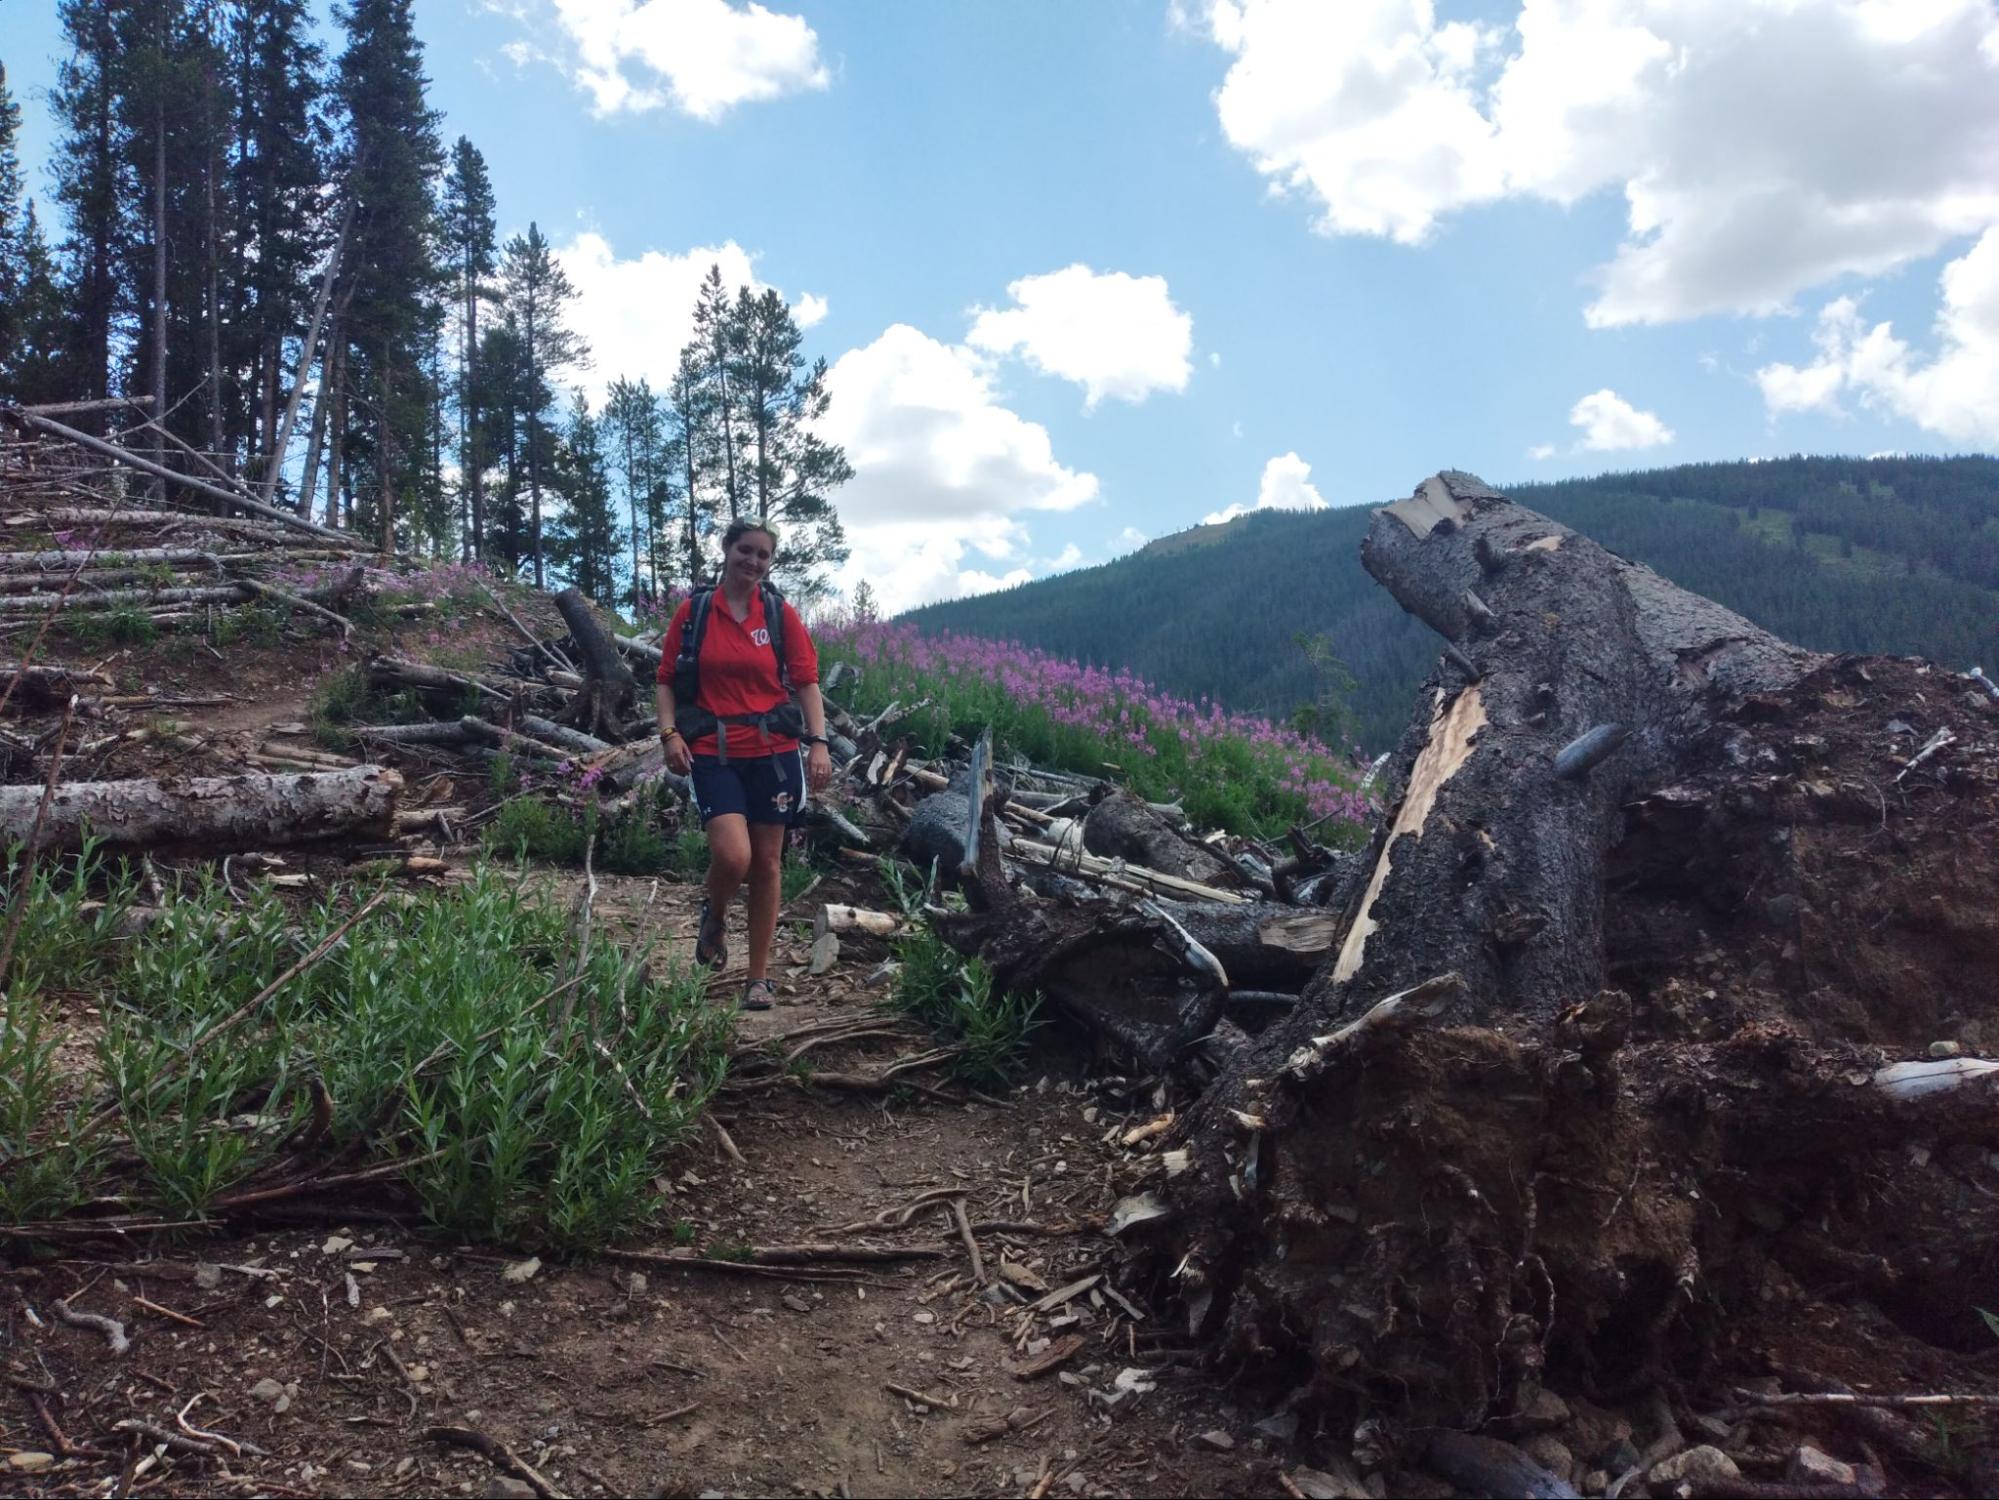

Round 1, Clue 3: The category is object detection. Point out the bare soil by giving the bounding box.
[9,610,1999,1499]
[1,613,1281,1500]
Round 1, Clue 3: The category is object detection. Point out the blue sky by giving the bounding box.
[7,0,1998,608]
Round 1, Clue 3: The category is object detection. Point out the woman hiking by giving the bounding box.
[656,520,833,1010]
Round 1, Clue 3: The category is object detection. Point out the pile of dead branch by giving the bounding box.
[0,396,397,642]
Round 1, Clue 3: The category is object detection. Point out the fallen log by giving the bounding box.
[346,721,476,745]
[1151,899,1344,990]
[368,657,508,704]
[459,715,588,764]
[0,583,251,613]
[553,586,636,739]
[514,712,611,757]
[1007,835,1249,904]
[1083,789,1242,889]
[4,408,362,549]
[0,764,402,851]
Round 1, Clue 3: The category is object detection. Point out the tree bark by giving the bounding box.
[1153,472,1829,1429]
[0,765,402,852]
[1150,899,1344,991]
[149,84,168,505]
[553,586,637,738]
[1083,790,1243,889]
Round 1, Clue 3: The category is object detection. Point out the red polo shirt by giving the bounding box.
[658,590,818,758]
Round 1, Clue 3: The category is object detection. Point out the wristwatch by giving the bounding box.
[802,733,830,746]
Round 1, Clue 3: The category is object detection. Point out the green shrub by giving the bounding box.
[891,925,1040,1089]
[3,857,727,1247]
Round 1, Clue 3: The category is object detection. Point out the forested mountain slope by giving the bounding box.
[904,456,1999,750]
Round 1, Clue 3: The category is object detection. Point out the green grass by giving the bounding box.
[1,848,728,1248]
[814,626,1366,840]
[491,789,822,891]
[891,919,1040,1089]
[68,603,158,648]
[307,664,426,749]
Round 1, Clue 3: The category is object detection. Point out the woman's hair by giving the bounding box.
[721,518,779,555]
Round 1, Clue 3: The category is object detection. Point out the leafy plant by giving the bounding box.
[1,859,729,1247]
[891,926,1040,1088]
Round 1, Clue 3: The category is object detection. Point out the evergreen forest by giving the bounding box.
[0,6,850,602]
[904,456,1999,751]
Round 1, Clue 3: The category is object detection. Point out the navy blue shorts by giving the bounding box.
[689,751,804,827]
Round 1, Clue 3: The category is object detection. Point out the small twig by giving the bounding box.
[949,1196,987,1286]
[1734,1388,1999,1410]
[641,1401,702,1428]
[52,1296,131,1354]
[111,1418,266,1457]
[962,1406,1052,1446]
[884,1380,957,1410]
[174,1393,241,1458]
[425,1425,566,1499]
[131,1294,204,1328]
[24,1389,104,1459]
[709,1114,746,1166]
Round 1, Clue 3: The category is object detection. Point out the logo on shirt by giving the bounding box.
[751,627,771,647]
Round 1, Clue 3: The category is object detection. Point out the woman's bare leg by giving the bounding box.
[704,815,751,954]
[745,823,787,981]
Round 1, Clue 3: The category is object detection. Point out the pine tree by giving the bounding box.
[473,311,530,573]
[603,376,670,608]
[726,286,852,591]
[334,0,445,551]
[0,61,39,398]
[669,346,718,587]
[0,203,72,405]
[690,263,745,520]
[231,0,329,468]
[441,136,497,560]
[497,222,588,585]
[550,392,620,601]
[50,0,126,406]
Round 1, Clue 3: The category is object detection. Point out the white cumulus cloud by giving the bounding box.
[1754,227,1999,444]
[1194,0,1999,325]
[540,0,828,120]
[1202,450,1331,524]
[1528,443,1557,460]
[814,325,1100,613]
[791,292,829,329]
[1569,389,1674,450]
[966,264,1195,408]
[554,232,761,406]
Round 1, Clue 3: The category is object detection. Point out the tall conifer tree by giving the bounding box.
[497,222,587,584]
[441,137,496,560]
[334,0,444,551]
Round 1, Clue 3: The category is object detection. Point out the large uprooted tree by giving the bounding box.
[1096,472,1999,1434]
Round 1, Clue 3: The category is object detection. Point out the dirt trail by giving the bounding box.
[4,857,1279,1498]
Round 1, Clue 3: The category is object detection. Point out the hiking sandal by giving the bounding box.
[694,900,727,970]
[740,977,776,1012]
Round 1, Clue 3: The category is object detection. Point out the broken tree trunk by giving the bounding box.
[1083,789,1242,889]
[1151,471,1830,1428]
[0,764,402,851]
[1150,899,1344,991]
[553,586,636,739]
[1314,470,1814,1025]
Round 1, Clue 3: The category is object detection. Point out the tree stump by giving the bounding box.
[1145,472,1869,1426]
[553,587,637,739]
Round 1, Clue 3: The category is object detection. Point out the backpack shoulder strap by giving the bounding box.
[676,588,715,689]
[761,582,792,691]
